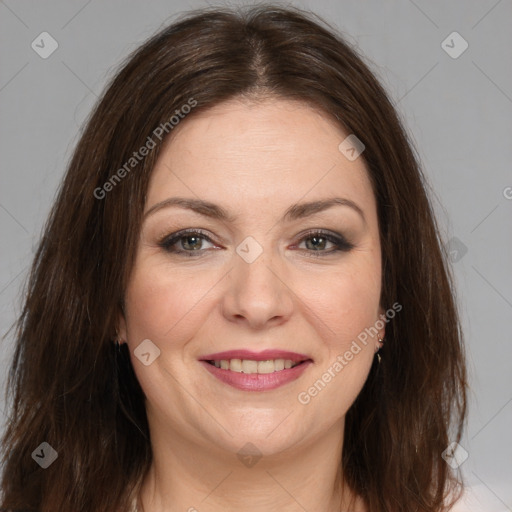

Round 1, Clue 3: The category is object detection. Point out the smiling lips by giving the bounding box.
[199,349,313,391]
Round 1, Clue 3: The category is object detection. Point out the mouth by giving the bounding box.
[198,349,313,391]
[203,358,308,373]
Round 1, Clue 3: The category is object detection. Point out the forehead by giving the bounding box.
[147,98,376,218]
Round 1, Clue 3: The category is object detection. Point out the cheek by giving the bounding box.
[301,260,382,346]
[295,269,379,419]
[123,259,213,342]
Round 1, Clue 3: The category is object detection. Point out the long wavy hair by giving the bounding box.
[0,5,467,511]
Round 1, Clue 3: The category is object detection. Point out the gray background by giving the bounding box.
[0,0,511,509]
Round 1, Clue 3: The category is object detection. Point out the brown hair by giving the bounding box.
[0,5,467,511]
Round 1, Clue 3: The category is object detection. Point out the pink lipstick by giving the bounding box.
[199,349,313,391]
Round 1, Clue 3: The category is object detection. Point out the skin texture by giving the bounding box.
[118,98,385,512]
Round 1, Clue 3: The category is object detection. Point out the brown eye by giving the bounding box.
[159,230,216,256]
[296,230,354,255]
[303,235,330,251]
[180,234,205,251]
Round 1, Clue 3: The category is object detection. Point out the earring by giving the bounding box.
[114,327,123,347]
[376,337,384,364]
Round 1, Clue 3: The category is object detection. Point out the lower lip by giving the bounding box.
[200,360,313,391]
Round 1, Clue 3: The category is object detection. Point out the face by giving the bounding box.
[118,98,384,458]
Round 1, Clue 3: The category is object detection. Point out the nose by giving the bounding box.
[221,247,294,330]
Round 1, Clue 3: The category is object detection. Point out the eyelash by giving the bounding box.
[158,229,354,258]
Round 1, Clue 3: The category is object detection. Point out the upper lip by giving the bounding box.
[199,349,312,363]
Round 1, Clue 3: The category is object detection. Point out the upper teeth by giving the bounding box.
[212,359,299,373]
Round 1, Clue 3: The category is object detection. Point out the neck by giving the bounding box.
[138,415,364,512]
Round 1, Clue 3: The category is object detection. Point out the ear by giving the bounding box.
[377,305,386,341]
[116,303,128,344]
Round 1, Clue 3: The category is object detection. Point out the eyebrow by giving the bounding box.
[143,196,366,224]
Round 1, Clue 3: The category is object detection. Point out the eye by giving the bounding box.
[295,230,354,256]
[158,229,354,258]
[158,229,218,256]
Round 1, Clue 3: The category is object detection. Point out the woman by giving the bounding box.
[0,5,467,512]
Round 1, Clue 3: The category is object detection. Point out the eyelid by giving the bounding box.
[292,229,354,252]
[158,228,220,252]
[158,228,354,257]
